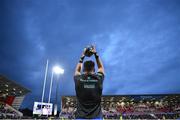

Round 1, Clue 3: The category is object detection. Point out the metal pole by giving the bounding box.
[47,71,53,118]
[54,75,60,116]
[55,75,60,105]
[41,59,49,115]
[48,71,54,103]
[59,96,62,118]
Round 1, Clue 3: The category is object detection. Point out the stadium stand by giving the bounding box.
[0,75,30,119]
[60,94,180,119]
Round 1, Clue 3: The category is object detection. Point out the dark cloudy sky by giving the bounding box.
[0,0,180,109]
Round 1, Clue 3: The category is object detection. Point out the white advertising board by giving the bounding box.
[33,102,53,115]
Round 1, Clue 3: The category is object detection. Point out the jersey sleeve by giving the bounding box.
[74,75,81,81]
[96,72,105,81]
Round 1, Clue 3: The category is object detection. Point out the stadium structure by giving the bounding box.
[1,74,180,119]
[0,75,30,119]
[60,94,180,119]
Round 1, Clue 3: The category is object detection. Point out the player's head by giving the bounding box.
[83,60,95,73]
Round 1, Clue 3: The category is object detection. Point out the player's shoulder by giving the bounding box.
[74,72,104,79]
[96,72,104,77]
[94,72,104,80]
[74,74,83,80]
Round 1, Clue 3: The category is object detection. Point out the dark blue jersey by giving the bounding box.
[74,72,104,119]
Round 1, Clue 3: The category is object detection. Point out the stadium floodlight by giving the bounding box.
[53,66,64,74]
[52,65,64,116]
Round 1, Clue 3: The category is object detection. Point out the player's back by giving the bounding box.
[74,72,104,119]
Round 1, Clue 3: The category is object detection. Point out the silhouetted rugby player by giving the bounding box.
[74,46,105,119]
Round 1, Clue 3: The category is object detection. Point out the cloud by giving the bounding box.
[1,0,180,109]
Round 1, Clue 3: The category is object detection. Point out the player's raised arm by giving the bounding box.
[92,46,105,75]
[74,45,104,119]
[74,48,86,76]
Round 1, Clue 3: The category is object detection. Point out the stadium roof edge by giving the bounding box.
[0,75,31,94]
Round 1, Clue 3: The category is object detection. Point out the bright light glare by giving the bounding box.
[53,66,64,74]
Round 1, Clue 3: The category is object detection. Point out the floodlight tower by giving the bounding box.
[48,65,64,116]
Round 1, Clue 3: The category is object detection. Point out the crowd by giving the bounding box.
[102,101,180,119]
[60,104,75,119]
[1,96,179,119]
[0,102,21,119]
[122,113,180,119]
[60,101,180,119]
